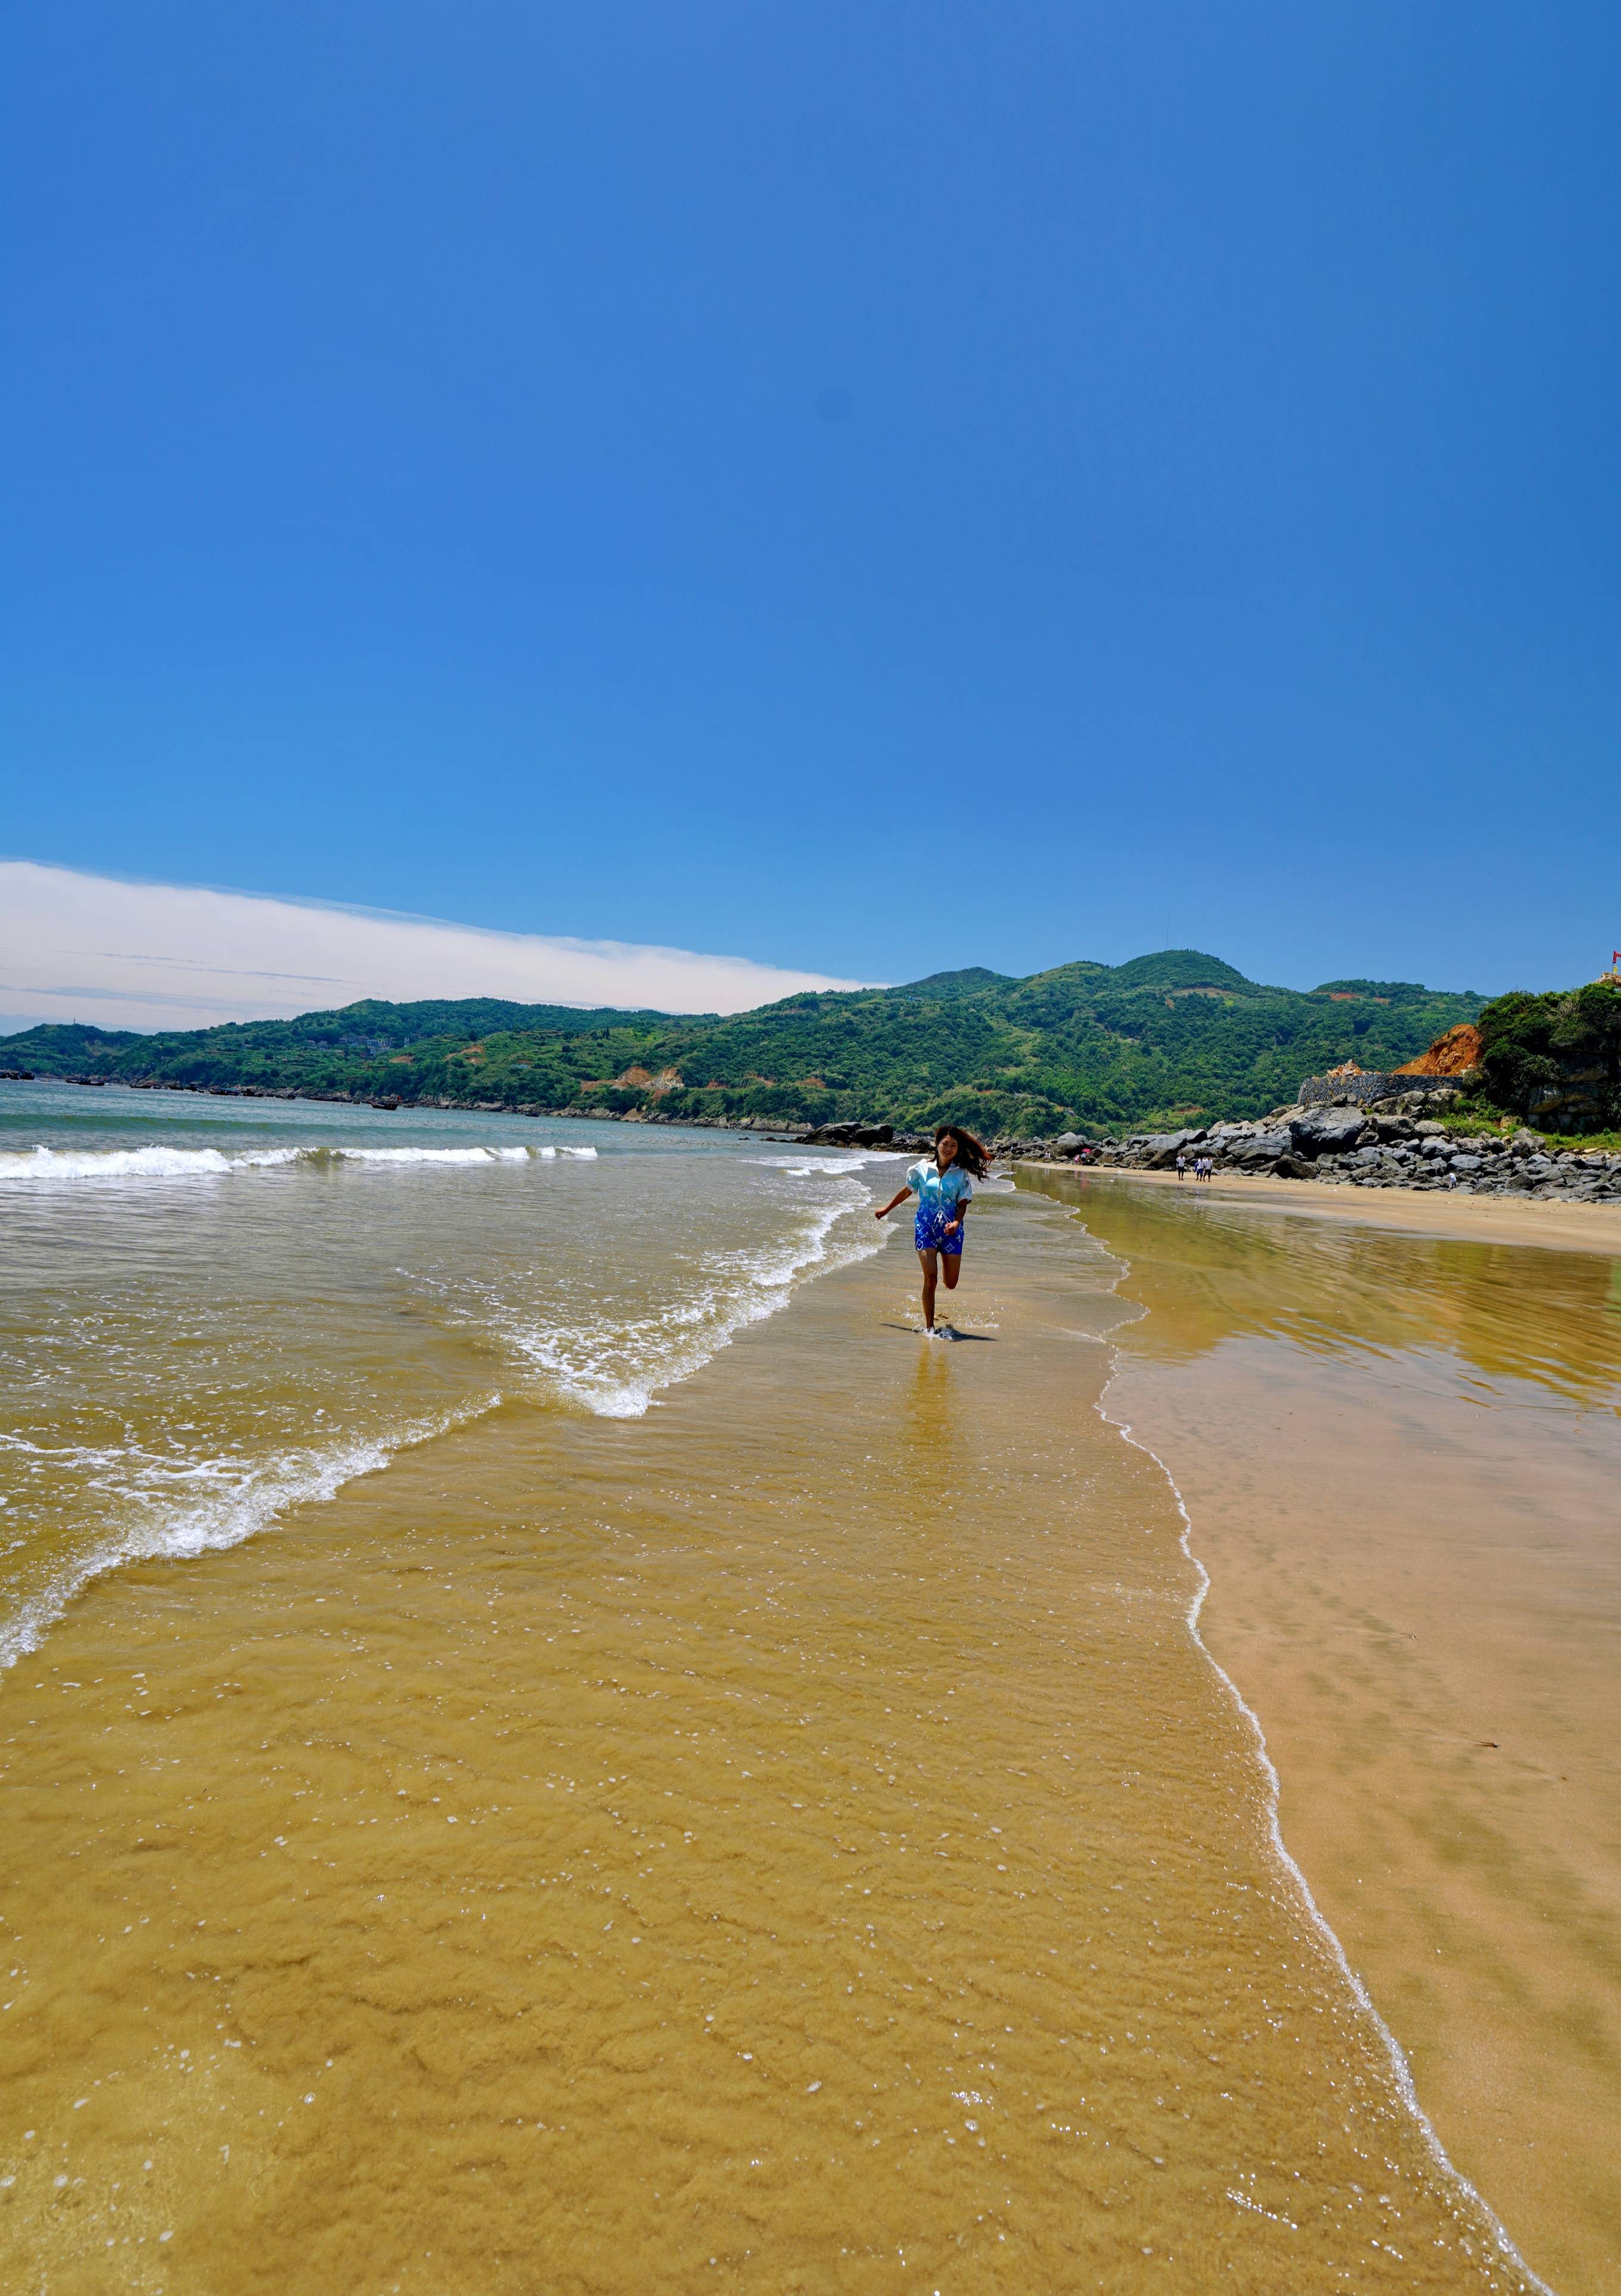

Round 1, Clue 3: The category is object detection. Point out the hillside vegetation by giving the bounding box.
[1466,980,1621,1133]
[2,950,1484,1134]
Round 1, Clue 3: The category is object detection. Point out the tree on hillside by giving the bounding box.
[1474,982,1621,1128]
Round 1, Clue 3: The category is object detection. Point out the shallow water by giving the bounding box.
[1014,1168,1621,1410]
[1020,1169,1621,2293]
[0,1082,887,1668]
[0,1119,1542,2292]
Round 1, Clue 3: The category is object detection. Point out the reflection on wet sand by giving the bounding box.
[1,1194,1544,2293]
[1022,1169,1621,2296]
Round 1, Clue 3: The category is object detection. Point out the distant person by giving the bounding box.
[874,1124,990,1335]
[1175,1152,1187,1182]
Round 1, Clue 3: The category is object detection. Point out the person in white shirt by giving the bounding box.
[873,1124,989,1334]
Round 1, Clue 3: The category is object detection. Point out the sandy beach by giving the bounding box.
[0,1181,1541,2294]
[1021,1166,1621,2295]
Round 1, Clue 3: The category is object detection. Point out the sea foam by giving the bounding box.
[0,1401,499,1674]
[0,1141,588,1185]
[495,1168,884,1418]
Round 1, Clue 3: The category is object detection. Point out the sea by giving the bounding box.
[0,1082,889,1674]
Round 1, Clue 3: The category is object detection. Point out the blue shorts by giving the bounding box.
[915,1203,964,1256]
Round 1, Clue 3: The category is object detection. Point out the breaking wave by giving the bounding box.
[455,1169,888,1419]
[0,1142,598,1186]
[0,1402,499,1674]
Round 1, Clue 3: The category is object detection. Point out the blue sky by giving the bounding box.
[4,1,1618,1008]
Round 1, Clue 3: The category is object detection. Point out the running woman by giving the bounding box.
[873,1124,990,1334]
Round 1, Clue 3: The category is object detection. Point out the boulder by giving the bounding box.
[1229,1130,1294,1167]
[1142,1129,1202,1169]
[804,1121,896,1149]
[1288,1108,1369,1158]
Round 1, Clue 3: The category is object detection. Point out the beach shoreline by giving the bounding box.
[1020,1166,1621,2293]
[0,1185,1539,2295]
[1018,1155,1621,1256]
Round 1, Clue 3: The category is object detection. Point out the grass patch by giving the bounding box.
[1439,1109,1621,1153]
[1541,1129,1621,1155]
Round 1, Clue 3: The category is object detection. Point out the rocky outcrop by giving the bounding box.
[802,1121,934,1152]
[999,1087,1621,1206]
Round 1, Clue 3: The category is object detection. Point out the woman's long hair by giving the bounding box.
[934,1123,990,1179]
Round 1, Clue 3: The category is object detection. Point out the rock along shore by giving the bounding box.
[990,1088,1621,1207]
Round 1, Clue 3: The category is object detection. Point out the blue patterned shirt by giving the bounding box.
[906,1158,973,1215]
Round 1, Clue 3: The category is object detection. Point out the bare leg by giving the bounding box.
[917,1247,939,1330]
[941,1254,961,1293]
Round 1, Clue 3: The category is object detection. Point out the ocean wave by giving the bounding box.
[0,1144,259,1184]
[0,1141,864,1676]
[0,1399,499,1674]
[495,1185,884,1418]
[330,1145,532,1166]
[0,1141,595,1185]
[749,1150,905,1175]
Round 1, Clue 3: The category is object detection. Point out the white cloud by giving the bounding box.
[0,862,868,1033]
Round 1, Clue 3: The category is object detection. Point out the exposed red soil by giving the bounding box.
[1394,1023,1483,1077]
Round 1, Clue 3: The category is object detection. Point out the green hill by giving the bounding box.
[1472,980,1621,1132]
[1,951,1484,1135]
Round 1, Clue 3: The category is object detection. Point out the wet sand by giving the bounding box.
[1055,1161,1621,1259]
[1021,1169,1621,2295]
[0,1192,1536,2294]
